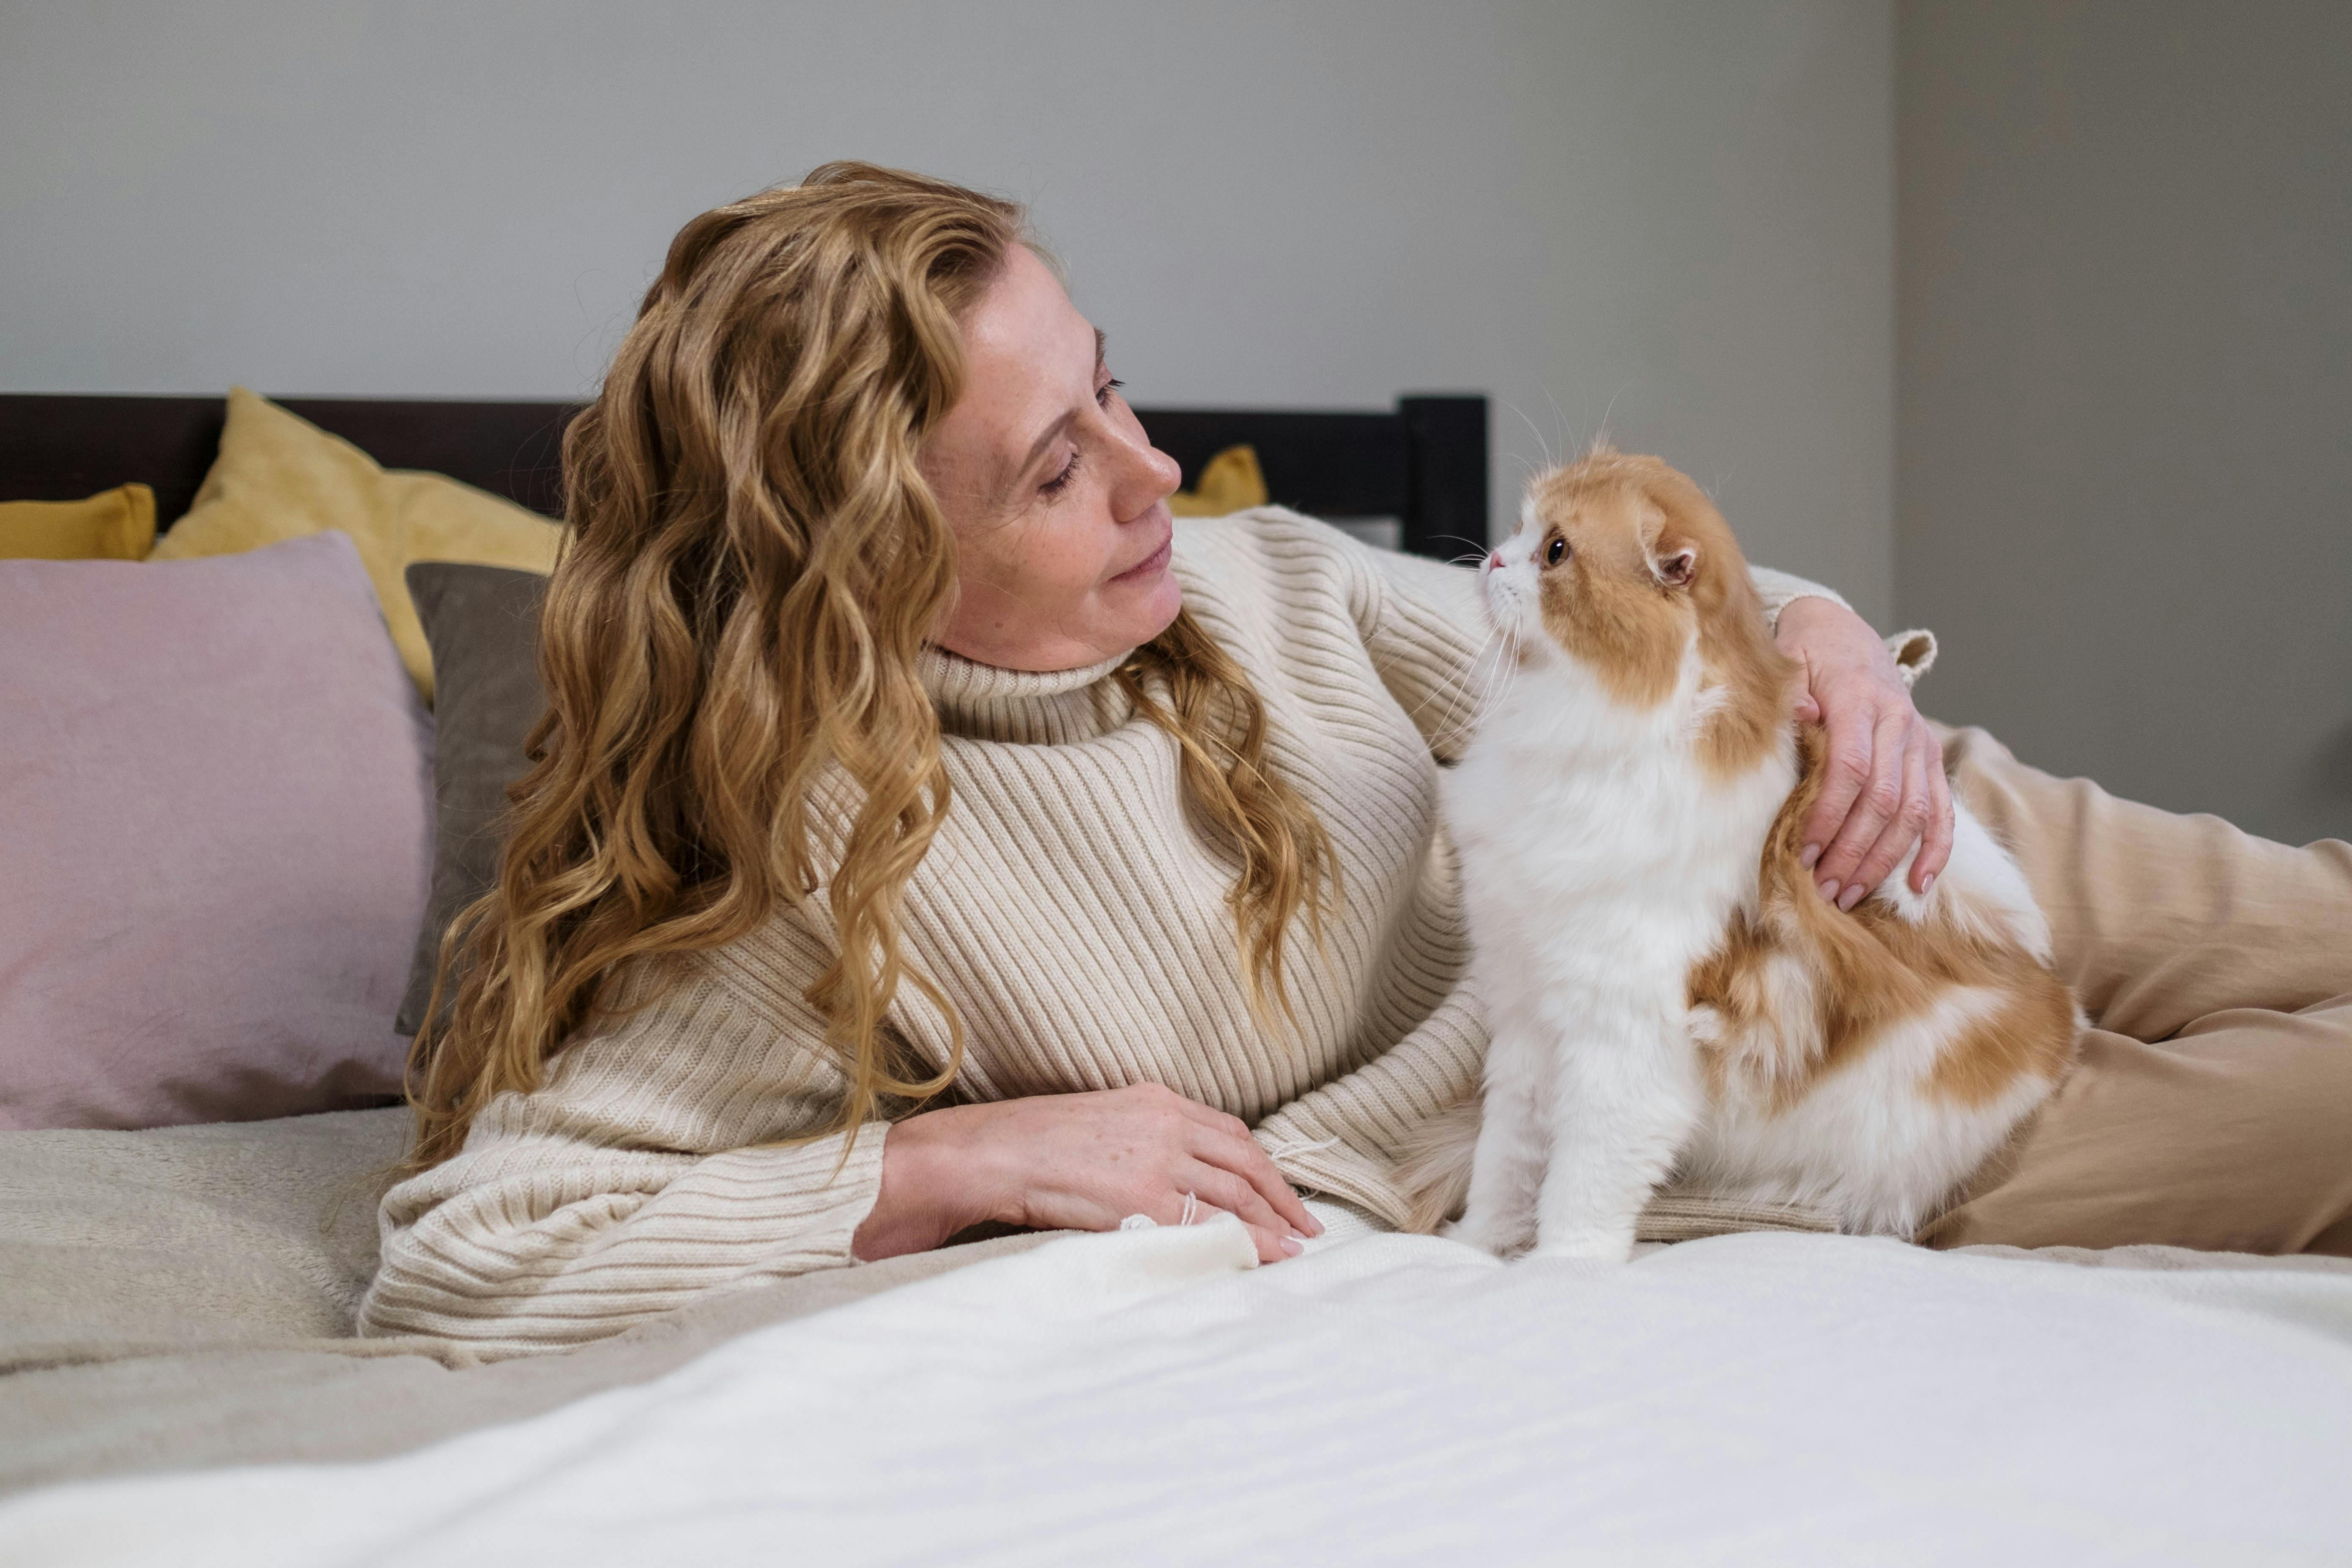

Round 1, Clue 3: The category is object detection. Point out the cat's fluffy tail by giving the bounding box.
[1394,1097,1482,1234]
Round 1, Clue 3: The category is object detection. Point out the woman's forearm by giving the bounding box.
[849,1084,1320,1266]
[850,1106,1008,1262]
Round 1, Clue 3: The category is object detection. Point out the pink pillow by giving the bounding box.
[0,533,433,1130]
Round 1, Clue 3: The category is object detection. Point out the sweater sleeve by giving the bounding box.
[1749,564,1850,624]
[358,922,886,1358]
[1253,959,1487,1229]
[1345,538,1492,765]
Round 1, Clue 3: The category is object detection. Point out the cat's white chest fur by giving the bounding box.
[1446,642,1796,999]
[1418,452,2073,1261]
[1442,641,1793,1258]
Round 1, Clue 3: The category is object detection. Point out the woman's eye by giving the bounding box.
[1096,376,1125,409]
[1040,451,1079,498]
[1546,536,1568,566]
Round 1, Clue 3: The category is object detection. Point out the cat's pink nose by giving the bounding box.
[1486,552,1503,572]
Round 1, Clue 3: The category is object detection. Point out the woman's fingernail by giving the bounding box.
[1920,872,1936,895]
[1818,878,1840,903]
[1838,883,1866,911]
[1800,843,1823,870]
[1280,1235,1305,1257]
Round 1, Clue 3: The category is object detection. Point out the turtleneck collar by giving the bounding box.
[916,644,1137,745]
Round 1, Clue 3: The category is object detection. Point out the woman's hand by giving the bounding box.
[1774,596,1953,906]
[851,1083,1322,1266]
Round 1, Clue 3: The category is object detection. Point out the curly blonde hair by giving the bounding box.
[404,163,1336,1173]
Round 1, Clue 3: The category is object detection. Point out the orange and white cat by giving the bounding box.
[1404,452,2078,1259]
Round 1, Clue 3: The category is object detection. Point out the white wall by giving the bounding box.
[0,1,1895,619]
[1897,0,2352,846]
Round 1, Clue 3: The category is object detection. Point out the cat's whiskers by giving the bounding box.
[1419,637,1520,756]
[1500,396,1557,473]
[1432,538,1494,567]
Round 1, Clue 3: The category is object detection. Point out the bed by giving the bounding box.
[0,391,1492,560]
[3,391,2349,1565]
[4,1112,2349,1565]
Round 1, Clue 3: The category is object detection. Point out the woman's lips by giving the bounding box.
[1111,527,1173,583]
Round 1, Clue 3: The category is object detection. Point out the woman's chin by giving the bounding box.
[1108,565,1185,649]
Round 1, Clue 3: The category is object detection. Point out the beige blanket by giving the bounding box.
[0,1109,1051,1493]
[6,1109,2344,1498]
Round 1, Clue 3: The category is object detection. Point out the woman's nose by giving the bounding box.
[1142,443,1183,501]
[1116,435,1183,518]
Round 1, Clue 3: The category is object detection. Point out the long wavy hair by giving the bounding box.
[402,163,1336,1174]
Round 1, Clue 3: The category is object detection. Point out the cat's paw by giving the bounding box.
[1442,1212,1532,1258]
[1527,1228,1636,1264]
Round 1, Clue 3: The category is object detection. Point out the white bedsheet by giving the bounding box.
[8,1209,2351,1566]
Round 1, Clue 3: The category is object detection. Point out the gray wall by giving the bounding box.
[1898,1,2352,845]
[15,3,2338,839]
[0,1,1896,621]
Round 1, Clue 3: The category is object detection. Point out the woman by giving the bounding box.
[362,165,2352,1356]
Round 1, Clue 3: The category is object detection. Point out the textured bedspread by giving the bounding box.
[5,1112,2350,1565]
[0,1108,1051,1490]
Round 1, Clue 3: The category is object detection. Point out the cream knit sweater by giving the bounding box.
[360,509,1847,1356]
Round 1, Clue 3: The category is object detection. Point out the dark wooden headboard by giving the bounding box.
[0,393,1487,562]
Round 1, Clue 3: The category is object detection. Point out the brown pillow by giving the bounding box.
[397,563,548,1035]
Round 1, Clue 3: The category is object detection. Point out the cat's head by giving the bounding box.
[1479,449,1763,709]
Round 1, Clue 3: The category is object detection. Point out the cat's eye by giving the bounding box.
[1545,536,1568,566]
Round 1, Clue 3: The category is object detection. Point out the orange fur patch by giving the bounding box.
[1531,453,2075,1114]
[1391,450,2080,1237]
[1689,728,2077,1113]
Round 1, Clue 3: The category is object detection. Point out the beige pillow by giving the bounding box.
[0,484,156,561]
[150,389,564,700]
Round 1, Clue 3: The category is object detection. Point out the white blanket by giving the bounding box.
[8,1209,2351,1566]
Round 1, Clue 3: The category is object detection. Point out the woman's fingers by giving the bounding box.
[1814,707,1912,901]
[1788,647,1824,725]
[1797,690,1876,870]
[1181,1163,1305,1262]
[1164,1091,1320,1237]
[980,1083,1315,1259]
[1840,725,1933,908]
[1780,597,1950,908]
[1911,733,1957,892]
[1190,1122,1320,1237]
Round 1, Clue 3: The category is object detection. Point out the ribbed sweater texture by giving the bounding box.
[360,509,1845,1355]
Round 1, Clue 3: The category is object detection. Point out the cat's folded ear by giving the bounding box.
[1651,542,1699,588]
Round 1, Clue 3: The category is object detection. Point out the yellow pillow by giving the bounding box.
[150,388,565,701]
[1166,445,1269,517]
[0,484,156,560]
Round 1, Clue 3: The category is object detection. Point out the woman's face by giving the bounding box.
[921,246,1185,671]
